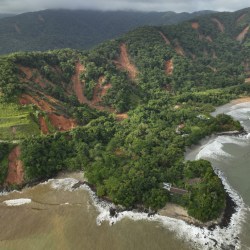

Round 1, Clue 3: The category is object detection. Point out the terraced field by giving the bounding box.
[0,102,40,140]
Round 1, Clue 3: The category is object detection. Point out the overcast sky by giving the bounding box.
[0,0,249,14]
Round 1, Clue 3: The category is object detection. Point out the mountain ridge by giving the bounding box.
[0,9,215,54]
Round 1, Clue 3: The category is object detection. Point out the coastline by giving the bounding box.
[1,96,250,233]
[158,192,236,229]
[183,97,250,228]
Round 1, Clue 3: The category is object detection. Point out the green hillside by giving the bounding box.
[0,9,215,55]
[1,7,250,222]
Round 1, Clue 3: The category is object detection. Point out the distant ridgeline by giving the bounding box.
[0,9,215,54]
[1,7,250,223]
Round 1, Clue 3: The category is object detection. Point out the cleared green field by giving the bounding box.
[0,102,40,140]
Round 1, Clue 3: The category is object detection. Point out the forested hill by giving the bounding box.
[1,7,250,224]
[0,9,215,54]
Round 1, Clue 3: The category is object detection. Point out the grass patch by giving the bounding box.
[0,102,40,140]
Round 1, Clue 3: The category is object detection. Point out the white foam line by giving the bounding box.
[196,139,231,160]
[0,190,22,197]
[3,198,31,206]
[45,176,245,250]
[81,179,246,250]
[40,178,79,191]
[195,134,250,161]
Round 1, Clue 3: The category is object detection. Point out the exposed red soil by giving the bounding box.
[19,66,48,88]
[48,113,77,131]
[159,31,171,45]
[165,59,174,75]
[175,42,185,56]
[245,78,250,83]
[43,94,61,106]
[39,116,49,134]
[19,66,33,79]
[116,113,129,120]
[72,63,89,104]
[236,13,247,24]
[211,18,225,33]
[191,22,200,30]
[5,146,24,185]
[19,94,55,112]
[115,43,138,80]
[19,94,77,132]
[71,64,112,111]
[236,26,250,42]
[92,83,112,106]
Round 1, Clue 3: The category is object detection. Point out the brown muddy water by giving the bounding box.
[0,174,191,250]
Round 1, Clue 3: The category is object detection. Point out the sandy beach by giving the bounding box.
[231,96,250,104]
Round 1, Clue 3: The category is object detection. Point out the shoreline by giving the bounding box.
[231,96,250,105]
[1,96,250,232]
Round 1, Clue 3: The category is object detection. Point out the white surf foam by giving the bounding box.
[3,198,31,206]
[48,178,79,191]
[196,138,231,160]
[0,190,22,197]
[196,134,249,161]
[44,176,244,250]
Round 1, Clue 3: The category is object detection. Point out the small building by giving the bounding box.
[163,182,172,191]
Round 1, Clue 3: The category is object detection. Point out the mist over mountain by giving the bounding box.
[0,9,215,54]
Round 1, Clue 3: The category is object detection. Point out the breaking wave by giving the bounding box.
[196,134,249,161]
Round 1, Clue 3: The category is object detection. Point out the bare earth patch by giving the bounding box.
[191,22,199,30]
[19,94,55,112]
[236,13,247,24]
[211,18,225,33]
[159,31,171,45]
[236,26,249,42]
[231,96,250,104]
[19,66,56,89]
[39,116,49,134]
[116,113,129,120]
[159,203,198,224]
[48,114,77,131]
[72,63,89,104]
[5,146,24,185]
[115,43,138,80]
[175,41,185,56]
[165,59,174,75]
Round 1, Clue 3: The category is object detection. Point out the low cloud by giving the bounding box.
[0,0,249,14]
